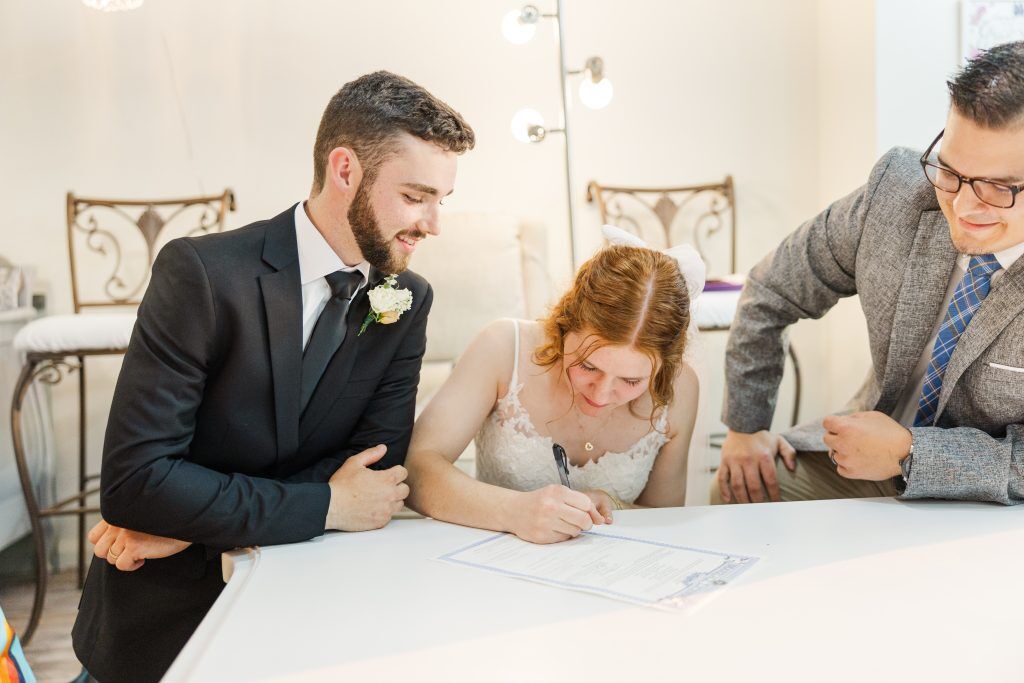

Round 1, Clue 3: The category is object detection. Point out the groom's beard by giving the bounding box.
[348,182,423,275]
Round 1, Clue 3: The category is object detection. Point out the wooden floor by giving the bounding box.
[0,570,83,683]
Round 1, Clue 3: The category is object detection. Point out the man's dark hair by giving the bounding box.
[312,71,475,193]
[948,40,1024,128]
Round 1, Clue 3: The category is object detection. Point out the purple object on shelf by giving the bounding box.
[703,279,744,292]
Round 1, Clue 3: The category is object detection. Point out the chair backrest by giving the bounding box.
[586,177,736,277]
[66,190,236,312]
[412,212,550,363]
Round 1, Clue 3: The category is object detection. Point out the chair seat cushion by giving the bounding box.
[693,274,745,329]
[13,313,136,354]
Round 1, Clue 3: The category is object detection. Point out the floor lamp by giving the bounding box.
[502,1,613,269]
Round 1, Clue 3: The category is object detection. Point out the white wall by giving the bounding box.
[1,0,885,555]
[817,0,877,412]
[875,0,961,156]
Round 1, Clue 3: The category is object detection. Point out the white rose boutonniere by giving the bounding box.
[359,275,413,335]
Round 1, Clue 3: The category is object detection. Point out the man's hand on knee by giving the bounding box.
[718,429,797,503]
[822,412,910,480]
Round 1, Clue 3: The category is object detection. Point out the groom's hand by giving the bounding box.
[326,445,409,532]
[88,519,193,571]
[718,429,796,503]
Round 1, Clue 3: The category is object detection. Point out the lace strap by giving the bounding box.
[655,405,670,433]
[510,319,521,387]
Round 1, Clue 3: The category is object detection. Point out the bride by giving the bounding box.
[405,227,704,543]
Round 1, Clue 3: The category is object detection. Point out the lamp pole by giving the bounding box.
[504,2,613,270]
[553,0,579,268]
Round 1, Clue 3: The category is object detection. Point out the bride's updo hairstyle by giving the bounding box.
[534,244,691,418]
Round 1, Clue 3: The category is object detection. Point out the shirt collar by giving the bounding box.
[994,240,1024,271]
[955,241,1024,271]
[294,202,370,286]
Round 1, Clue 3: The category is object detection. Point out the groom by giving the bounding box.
[72,71,474,682]
[716,42,1024,505]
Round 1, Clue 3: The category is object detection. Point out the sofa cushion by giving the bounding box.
[413,213,528,362]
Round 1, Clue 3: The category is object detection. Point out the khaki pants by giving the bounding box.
[709,451,899,504]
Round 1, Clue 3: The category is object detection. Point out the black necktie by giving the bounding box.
[300,270,364,412]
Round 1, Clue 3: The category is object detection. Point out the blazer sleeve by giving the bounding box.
[99,238,331,548]
[901,425,1024,504]
[722,150,900,433]
[284,283,433,484]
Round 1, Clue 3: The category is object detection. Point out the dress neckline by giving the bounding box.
[497,379,669,470]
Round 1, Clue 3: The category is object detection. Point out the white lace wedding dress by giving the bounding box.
[473,320,670,504]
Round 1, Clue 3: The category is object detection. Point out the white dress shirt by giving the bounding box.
[893,240,1024,426]
[294,202,370,349]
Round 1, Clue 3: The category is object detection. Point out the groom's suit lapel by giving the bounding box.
[299,265,386,445]
[259,209,303,462]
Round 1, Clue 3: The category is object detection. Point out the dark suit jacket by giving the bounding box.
[72,205,432,682]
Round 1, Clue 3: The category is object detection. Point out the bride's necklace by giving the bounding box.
[573,402,616,452]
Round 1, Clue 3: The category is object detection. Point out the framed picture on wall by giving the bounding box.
[0,259,24,312]
[962,1,1024,61]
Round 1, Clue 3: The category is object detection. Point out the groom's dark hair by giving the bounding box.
[948,40,1024,128]
[312,71,475,194]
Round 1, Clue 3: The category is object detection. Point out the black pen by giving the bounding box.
[552,443,572,489]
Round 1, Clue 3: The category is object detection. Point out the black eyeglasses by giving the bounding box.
[920,130,1024,209]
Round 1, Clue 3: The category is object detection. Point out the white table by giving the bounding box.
[165,498,1024,682]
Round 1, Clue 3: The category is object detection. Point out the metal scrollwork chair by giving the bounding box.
[586,177,802,433]
[9,189,235,643]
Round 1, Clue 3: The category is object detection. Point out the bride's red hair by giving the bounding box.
[534,245,691,419]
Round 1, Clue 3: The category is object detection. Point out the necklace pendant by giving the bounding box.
[584,442,594,452]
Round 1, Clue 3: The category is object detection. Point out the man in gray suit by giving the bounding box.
[715,41,1024,505]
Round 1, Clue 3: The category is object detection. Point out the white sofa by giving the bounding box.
[411,212,551,471]
[413,211,551,405]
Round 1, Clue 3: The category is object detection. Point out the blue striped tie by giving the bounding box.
[913,253,1001,427]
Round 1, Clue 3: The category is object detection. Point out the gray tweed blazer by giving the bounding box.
[724,147,1024,504]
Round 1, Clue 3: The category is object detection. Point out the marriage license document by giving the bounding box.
[439,530,760,613]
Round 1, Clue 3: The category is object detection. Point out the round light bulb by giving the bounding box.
[501,9,537,44]
[82,0,143,9]
[579,77,614,110]
[510,108,545,143]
